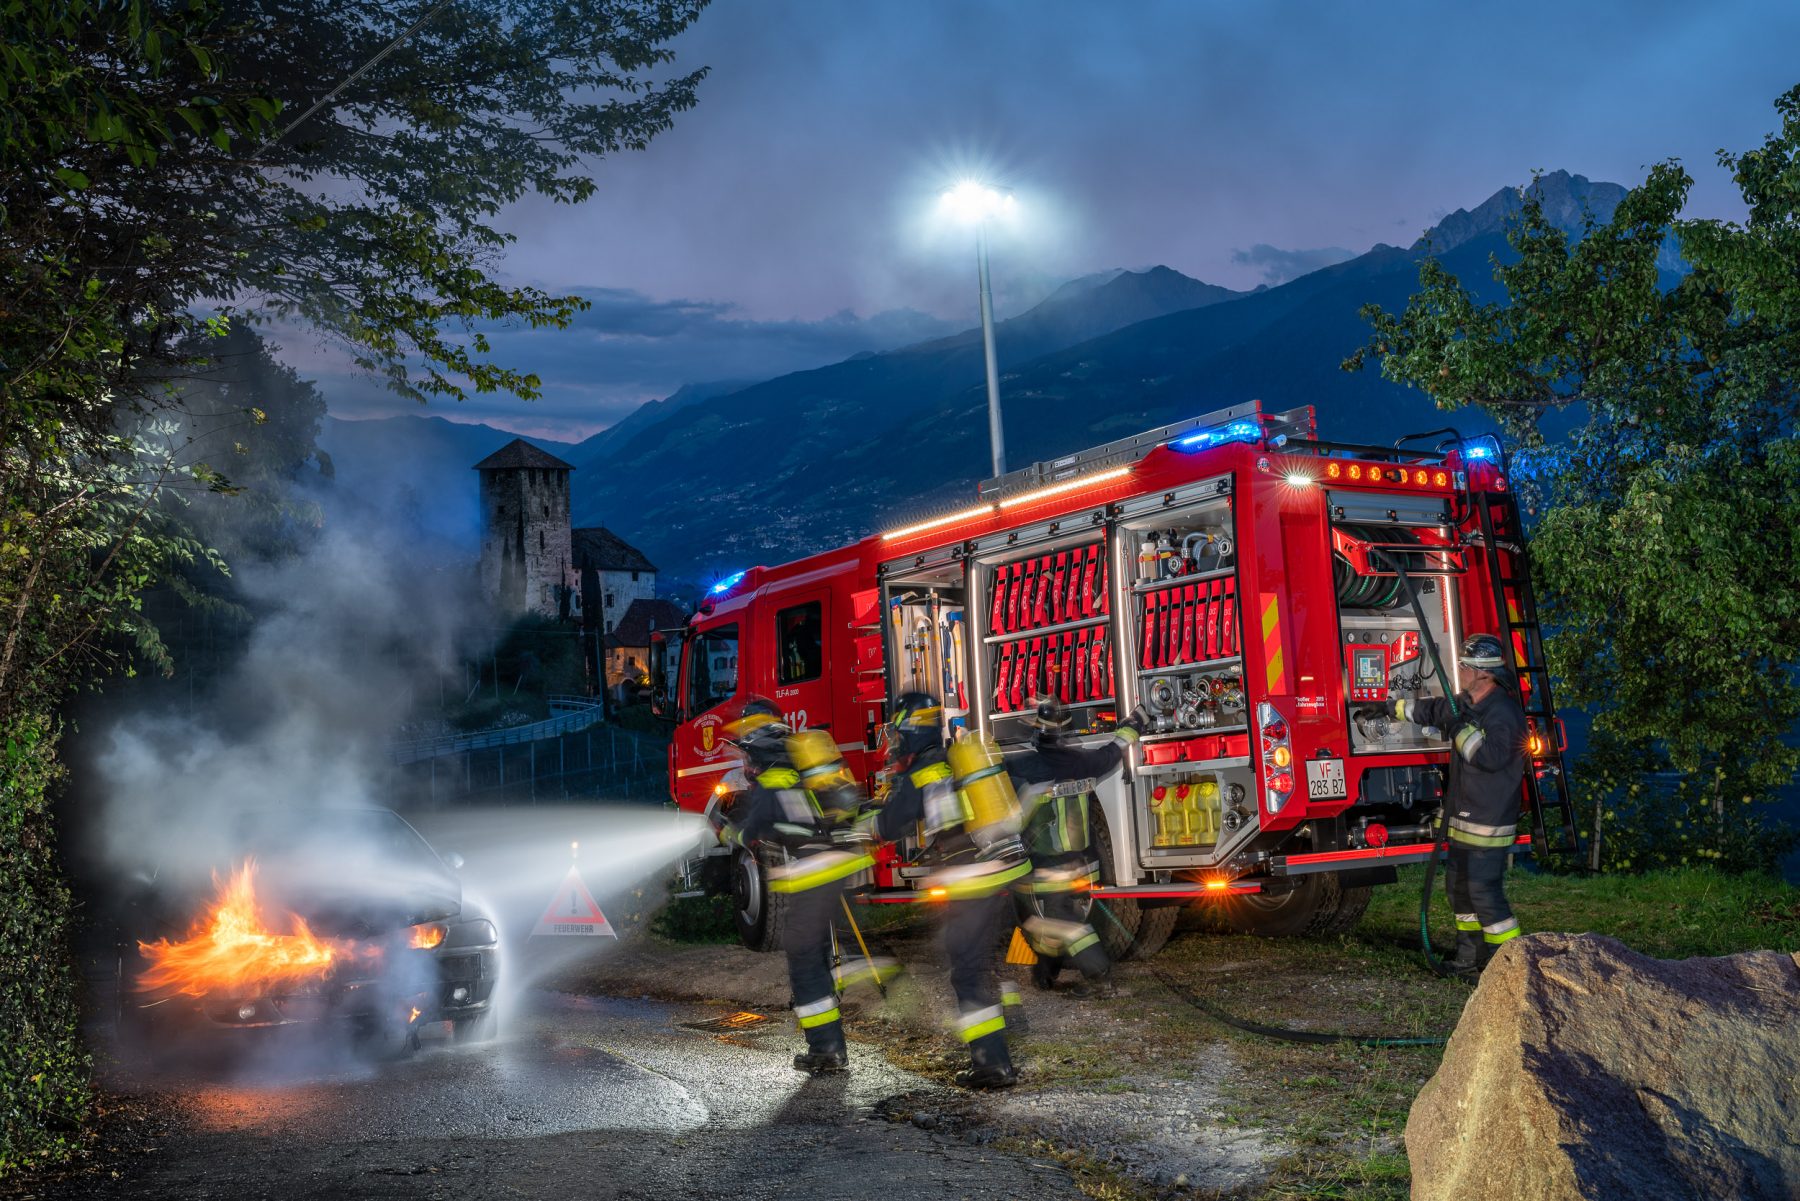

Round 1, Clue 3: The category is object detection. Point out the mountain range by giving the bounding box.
[322,170,1630,589]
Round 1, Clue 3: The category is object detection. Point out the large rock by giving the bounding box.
[1406,932,1800,1200]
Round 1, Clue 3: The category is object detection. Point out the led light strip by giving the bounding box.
[996,465,1131,509]
[880,465,1132,541]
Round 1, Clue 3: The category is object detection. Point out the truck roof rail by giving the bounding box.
[976,401,1315,503]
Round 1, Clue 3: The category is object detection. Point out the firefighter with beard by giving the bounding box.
[712,698,874,1074]
[1010,696,1147,997]
[863,692,1028,1089]
[1388,634,1529,979]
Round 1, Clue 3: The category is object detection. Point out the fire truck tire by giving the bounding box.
[1126,904,1180,959]
[733,847,787,952]
[1213,872,1346,939]
[1319,884,1373,936]
[1088,818,1143,959]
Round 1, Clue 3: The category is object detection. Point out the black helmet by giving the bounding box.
[885,691,943,762]
[726,697,792,773]
[1458,634,1509,675]
[1023,694,1073,745]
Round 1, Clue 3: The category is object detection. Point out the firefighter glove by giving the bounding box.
[1390,697,1414,723]
[1452,723,1487,763]
[1117,705,1150,741]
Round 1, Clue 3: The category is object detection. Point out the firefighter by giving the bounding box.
[1011,696,1147,998]
[865,692,1028,1089]
[713,698,874,1074]
[1389,633,1528,978]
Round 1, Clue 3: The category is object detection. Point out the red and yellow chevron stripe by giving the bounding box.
[1260,592,1288,694]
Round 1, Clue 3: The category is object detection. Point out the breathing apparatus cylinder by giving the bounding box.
[946,734,1023,853]
[787,728,859,821]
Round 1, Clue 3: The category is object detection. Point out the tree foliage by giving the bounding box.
[1349,85,1800,872]
[0,0,707,1168]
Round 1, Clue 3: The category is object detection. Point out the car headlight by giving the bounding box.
[409,922,447,949]
[444,919,497,948]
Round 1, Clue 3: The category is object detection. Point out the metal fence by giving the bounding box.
[389,695,606,766]
[399,721,669,807]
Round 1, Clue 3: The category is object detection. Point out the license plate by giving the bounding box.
[1306,757,1347,800]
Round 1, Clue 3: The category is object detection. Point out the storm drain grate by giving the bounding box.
[679,1010,773,1032]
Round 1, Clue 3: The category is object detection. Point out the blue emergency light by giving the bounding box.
[1464,434,1502,461]
[710,570,747,595]
[1171,419,1261,453]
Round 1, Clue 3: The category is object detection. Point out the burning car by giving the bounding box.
[120,806,499,1058]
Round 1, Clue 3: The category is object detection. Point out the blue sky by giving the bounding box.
[312,0,1800,437]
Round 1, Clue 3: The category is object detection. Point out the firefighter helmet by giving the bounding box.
[1457,634,1508,674]
[1023,695,1073,744]
[885,691,943,762]
[726,696,791,772]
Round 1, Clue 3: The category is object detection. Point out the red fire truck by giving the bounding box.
[651,402,1574,957]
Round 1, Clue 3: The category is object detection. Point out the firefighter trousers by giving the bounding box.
[941,890,1013,1070]
[1017,884,1109,982]
[1446,843,1519,965]
[786,880,847,1055]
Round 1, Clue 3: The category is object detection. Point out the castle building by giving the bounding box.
[571,526,658,636]
[474,439,575,617]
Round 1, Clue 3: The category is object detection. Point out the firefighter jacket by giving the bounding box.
[873,747,1028,899]
[726,767,873,894]
[1009,735,1131,861]
[1409,689,1527,849]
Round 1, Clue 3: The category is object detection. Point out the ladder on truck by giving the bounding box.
[1470,476,1583,864]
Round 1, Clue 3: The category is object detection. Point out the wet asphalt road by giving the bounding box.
[42,990,1086,1201]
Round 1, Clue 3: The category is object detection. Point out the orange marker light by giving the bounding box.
[1204,879,1228,891]
[1272,746,1292,768]
[927,887,949,900]
[1433,471,1449,487]
[1415,469,1430,485]
[1348,464,1362,480]
[1326,462,1342,479]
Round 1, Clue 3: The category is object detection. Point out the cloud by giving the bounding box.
[291,290,963,439]
[1229,244,1359,286]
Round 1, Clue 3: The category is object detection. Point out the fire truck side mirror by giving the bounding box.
[650,630,682,723]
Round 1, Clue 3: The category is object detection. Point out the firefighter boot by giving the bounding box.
[1030,957,1060,991]
[793,1019,849,1075]
[955,1034,1018,1090]
[1067,967,1115,1000]
[1448,932,1481,982]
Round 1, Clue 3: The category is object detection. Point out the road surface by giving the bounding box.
[29,989,1084,1201]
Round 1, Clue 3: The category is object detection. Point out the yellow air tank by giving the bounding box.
[946,734,1021,839]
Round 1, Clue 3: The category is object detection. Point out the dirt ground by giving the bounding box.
[554,903,1464,1201]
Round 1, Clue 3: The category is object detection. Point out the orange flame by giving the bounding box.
[136,860,363,998]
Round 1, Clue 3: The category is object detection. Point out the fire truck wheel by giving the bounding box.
[1213,872,1348,938]
[1318,884,1373,935]
[732,847,787,952]
[1088,818,1143,960]
[1126,904,1180,959]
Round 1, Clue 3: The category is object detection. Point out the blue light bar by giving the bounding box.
[1464,435,1501,461]
[1171,419,1262,453]
[710,570,747,595]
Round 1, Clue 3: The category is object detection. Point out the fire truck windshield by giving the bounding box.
[687,623,740,715]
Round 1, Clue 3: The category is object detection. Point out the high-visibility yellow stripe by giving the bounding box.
[769,852,874,893]
[797,1006,841,1029]
[911,761,952,786]
[959,1016,1005,1043]
[1260,593,1288,693]
[938,860,1030,899]
[1484,926,1522,946]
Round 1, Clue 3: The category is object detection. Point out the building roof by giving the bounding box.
[572,526,658,573]
[610,598,688,647]
[473,438,575,472]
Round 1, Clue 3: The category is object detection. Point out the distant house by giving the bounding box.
[605,597,688,689]
[571,526,657,637]
[474,439,574,617]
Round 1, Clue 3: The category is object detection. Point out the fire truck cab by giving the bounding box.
[653,402,1571,956]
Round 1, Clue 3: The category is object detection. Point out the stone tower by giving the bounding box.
[475,439,574,617]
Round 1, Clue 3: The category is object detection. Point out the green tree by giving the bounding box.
[0,0,707,1168]
[1348,85,1800,872]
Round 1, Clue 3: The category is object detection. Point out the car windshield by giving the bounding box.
[235,808,445,877]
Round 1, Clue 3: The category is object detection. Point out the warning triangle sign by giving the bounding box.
[531,865,617,938]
